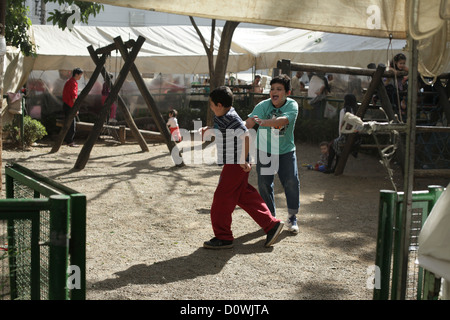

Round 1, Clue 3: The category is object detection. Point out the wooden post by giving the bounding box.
[118,125,126,144]
[279,59,291,75]
[334,64,386,175]
[87,45,149,152]
[50,54,107,153]
[114,36,184,167]
[74,36,145,170]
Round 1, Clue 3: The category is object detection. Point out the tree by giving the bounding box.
[190,17,239,126]
[5,0,103,56]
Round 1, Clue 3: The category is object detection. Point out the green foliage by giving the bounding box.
[5,0,104,56]
[5,0,36,56]
[46,1,104,30]
[3,116,48,148]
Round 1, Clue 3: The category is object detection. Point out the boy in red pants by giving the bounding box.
[200,86,284,249]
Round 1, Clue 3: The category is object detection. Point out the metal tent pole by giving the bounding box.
[396,36,419,300]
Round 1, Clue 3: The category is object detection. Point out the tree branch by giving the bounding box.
[189,16,213,59]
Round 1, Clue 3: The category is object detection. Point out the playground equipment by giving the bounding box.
[50,35,184,170]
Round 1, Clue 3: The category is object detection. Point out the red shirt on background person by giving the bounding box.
[62,68,83,146]
[63,76,80,107]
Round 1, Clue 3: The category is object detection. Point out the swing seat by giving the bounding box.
[340,112,364,134]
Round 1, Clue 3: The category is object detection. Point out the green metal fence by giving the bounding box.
[0,196,70,299]
[374,185,445,300]
[0,163,86,300]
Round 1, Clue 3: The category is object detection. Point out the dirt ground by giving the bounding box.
[1,135,444,301]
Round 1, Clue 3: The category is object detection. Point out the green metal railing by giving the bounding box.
[0,196,70,299]
[1,163,86,300]
[374,185,445,300]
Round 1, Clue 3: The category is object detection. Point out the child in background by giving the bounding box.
[385,53,409,121]
[308,141,329,172]
[167,109,182,142]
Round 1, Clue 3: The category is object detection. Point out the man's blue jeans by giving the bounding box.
[256,150,300,217]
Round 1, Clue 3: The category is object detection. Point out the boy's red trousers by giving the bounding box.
[210,164,280,241]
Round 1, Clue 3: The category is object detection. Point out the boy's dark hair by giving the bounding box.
[319,141,329,147]
[209,86,233,108]
[270,74,291,92]
[169,109,178,117]
[72,67,83,77]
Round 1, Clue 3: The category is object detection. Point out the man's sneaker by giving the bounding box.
[286,215,299,234]
[265,221,284,247]
[203,237,233,249]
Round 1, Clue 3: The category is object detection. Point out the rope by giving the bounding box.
[373,131,400,193]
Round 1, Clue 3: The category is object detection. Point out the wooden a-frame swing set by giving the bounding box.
[50,35,184,169]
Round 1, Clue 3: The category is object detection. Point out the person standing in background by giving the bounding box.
[62,67,83,147]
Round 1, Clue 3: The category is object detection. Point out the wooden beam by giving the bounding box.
[114,36,185,167]
[414,169,450,178]
[95,39,136,55]
[74,36,145,170]
[359,123,450,134]
[278,60,408,78]
[69,121,164,141]
[87,45,149,152]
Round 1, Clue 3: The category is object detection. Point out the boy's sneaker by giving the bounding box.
[286,215,299,234]
[203,237,234,249]
[265,221,284,247]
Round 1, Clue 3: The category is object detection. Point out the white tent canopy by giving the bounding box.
[4,24,407,95]
[79,0,450,78]
[81,0,409,39]
[231,27,406,70]
[28,25,254,74]
[27,25,407,73]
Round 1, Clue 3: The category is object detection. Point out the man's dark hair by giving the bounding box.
[270,74,291,92]
[209,86,233,108]
[72,68,83,77]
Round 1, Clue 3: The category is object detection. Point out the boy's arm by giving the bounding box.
[245,117,256,129]
[253,116,289,127]
[239,132,251,172]
[199,126,215,141]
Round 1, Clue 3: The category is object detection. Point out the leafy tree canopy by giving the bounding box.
[6,0,103,56]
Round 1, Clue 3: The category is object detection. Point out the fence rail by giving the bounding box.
[1,163,86,300]
[374,185,445,300]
